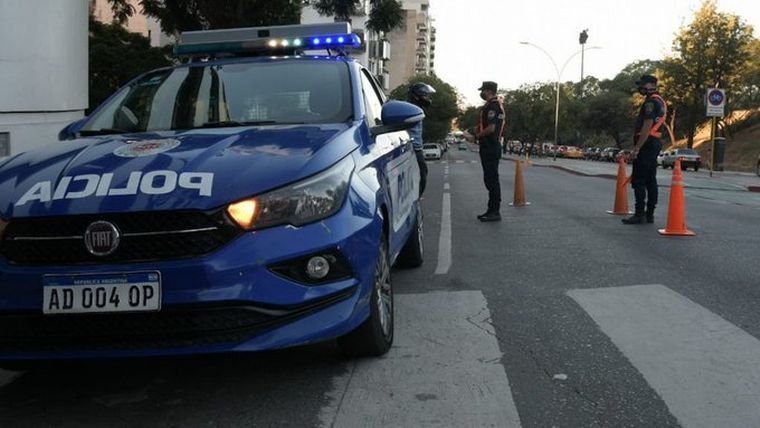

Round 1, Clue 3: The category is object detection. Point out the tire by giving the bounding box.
[694,166,699,172]
[396,205,424,268]
[338,234,393,357]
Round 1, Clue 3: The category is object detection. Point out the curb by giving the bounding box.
[502,157,758,193]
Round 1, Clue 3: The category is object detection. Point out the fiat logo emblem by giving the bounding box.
[84,221,121,256]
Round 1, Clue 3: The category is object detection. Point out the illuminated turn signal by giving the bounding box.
[227,199,258,230]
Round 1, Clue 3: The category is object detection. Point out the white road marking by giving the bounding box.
[456,160,465,164]
[434,192,451,275]
[569,284,760,428]
[443,182,450,190]
[441,161,448,164]
[319,291,521,428]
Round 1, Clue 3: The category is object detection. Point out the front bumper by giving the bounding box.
[0,194,383,361]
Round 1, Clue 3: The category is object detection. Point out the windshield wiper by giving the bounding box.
[196,120,278,129]
[78,128,133,136]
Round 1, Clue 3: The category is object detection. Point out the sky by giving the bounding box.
[430,0,760,105]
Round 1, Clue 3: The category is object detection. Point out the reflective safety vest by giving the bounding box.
[648,94,667,138]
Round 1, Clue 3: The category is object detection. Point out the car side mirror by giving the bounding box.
[58,117,88,141]
[370,101,425,137]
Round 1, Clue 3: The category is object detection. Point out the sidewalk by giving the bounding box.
[502,154,760,192]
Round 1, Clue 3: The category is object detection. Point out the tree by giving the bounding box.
[106,0,302,34]
[88,16,172,112]
[389,74,460,143]
[311,0,404,33]
[667,0,755,147]
[456,106,480,133]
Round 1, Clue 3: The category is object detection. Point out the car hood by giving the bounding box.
[0,125,358,218]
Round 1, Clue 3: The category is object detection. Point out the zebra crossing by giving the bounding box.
[320,285,760,427]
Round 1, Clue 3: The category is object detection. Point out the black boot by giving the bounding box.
[479,212,502,222]
[622,207,645,225]
[646,206,655,224]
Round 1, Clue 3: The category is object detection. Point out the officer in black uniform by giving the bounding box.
[465,81,506,222]
[623,74,667,225]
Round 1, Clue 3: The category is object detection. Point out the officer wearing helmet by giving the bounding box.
[408,82,436,196]
[623,74,667,225]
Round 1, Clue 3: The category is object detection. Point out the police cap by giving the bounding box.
[635,74,658,85]
[478,81,498,92]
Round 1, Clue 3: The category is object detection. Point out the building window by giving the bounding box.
[0,133,9,157]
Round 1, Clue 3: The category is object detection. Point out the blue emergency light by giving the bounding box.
[174,22,362,57]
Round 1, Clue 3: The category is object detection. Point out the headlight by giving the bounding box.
[227,155,354,230]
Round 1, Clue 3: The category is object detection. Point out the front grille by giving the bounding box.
[0,288,355,352]
[0,211,242,265]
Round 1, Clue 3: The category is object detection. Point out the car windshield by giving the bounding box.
[424,144,438,149]
[81,60,353,133]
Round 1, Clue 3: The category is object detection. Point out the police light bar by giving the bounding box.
[174,23,362,57]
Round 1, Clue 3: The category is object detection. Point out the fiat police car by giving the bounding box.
[0,23,425,366]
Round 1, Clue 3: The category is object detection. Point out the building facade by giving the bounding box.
[301,1,392,91]
[91,0,173,47]
[386,0,435,92]
[0,0,89,158]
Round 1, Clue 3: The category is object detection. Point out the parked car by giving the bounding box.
[458,143,468,151]
[0,23,426,365]
[565,146,584,159]
[662,148,702,171]
[601,147,621,162]
[656,151,667,166]
[615,150,632,163]
[423,143,443,160]
[555,145,568,158]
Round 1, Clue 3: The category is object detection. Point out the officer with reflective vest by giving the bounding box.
[408,82,436,197]
[465,81,506,222]
[623,74,667,225]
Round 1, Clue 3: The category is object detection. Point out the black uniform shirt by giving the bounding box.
[635,94,665,137]
[479,98,505,146]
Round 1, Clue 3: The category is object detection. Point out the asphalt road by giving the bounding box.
[2,146,760,427]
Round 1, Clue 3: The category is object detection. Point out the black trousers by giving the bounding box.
[631,138,662,213]
[415,149,428,197]
[479,142,501,213]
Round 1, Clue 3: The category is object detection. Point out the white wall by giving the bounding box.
[0,0,89,156]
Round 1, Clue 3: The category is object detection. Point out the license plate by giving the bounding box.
[43,272,161,315]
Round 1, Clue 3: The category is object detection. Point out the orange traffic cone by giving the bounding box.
[658,158,695,236]
[607,156,633,215]
[509,160,530,207]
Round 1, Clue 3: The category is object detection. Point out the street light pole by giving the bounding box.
[579,29,589,95]
[519,41,600,160]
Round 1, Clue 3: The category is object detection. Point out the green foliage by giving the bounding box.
[107,0,302,33]
[457,106,480,133]
[312,0,404,34]
[390,74,459,143]
[665,0,755,146]
[88,16,172,113]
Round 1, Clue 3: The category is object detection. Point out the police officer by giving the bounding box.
[465,81,506,222]
[408,82,436,196]
[623,74,667,225]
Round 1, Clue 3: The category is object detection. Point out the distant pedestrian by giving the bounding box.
[408,82,437,197]
[464,81,506,222]
[622,74,667,225]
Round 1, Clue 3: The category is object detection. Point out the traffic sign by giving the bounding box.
[706,88,726,117]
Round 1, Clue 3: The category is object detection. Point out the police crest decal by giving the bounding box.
[114,139,181,158]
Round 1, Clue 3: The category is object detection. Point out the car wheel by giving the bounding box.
[338,233,393,357]
[396,205,423,268]
[694,166,699,172]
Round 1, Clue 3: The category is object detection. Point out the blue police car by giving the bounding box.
[0,23,424,366]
